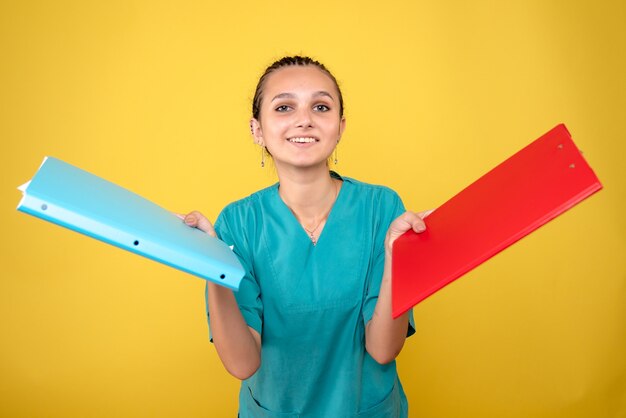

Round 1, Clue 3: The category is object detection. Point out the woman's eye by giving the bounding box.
[314,104,330,112]
[275,105,291,112]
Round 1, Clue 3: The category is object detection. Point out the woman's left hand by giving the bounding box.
[385,209,434,255]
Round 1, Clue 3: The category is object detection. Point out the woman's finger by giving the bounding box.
[417,208,435,219]
[409,212,426,233]
[181,211,217,237]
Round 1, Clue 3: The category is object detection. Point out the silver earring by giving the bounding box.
[333,147,338,165]
[261,146,266,168]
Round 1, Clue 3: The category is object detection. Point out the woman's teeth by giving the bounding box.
[288,137,316,143]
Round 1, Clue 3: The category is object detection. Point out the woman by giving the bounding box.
[183,56,428,417]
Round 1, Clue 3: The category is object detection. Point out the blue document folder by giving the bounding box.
[17,157,244,290]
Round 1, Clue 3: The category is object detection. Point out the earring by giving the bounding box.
[261,146,266,168]
[333,147,338,165]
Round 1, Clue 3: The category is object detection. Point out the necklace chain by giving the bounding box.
[285,180,339,246]
[301,209,331,245]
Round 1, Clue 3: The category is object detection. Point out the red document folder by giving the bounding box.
[392,124,602,318]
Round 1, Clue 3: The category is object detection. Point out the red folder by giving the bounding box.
[392,124,602,318]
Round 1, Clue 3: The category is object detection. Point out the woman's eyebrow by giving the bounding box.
[271,92,296,102]
[312,91,334,101]
[270,91,335,102]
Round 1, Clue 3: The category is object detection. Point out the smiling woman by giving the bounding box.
[249,57,346,173]
[250,64,345,174]
[182,56,428,418]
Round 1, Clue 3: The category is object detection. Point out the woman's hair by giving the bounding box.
[252,56,344,120]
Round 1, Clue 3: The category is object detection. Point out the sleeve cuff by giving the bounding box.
[240,308,262,337]
[363,301,416,338]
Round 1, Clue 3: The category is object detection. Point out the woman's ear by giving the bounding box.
[338,117,346,139]
[250,118,264,146]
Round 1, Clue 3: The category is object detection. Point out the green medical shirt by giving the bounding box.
[209,172,415,418]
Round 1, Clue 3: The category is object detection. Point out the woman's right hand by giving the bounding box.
[176,211,217,238]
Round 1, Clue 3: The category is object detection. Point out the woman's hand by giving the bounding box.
[175,211,217,237]
[384,209,434,255]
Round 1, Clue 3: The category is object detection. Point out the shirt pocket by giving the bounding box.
[242,387,300,418]
[356,379,401,418]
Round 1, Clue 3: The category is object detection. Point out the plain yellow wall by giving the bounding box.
[1,1,624,417]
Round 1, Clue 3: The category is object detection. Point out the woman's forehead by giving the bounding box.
[263,66,338,97]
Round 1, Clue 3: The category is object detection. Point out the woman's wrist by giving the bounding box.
[385,238,394,262]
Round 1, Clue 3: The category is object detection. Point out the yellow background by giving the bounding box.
[1,1,624,417]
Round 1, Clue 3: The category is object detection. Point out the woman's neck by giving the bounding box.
[276,164,339,221]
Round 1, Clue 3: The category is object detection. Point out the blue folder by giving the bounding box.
[17,157,245,290]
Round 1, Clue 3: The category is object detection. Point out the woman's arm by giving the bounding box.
[206,283,262,379]
[182,211,261,380]
[365,210,431,365]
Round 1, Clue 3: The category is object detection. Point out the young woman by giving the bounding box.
[182,56,428,417]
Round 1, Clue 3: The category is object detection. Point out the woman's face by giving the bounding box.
[251,65,345,171]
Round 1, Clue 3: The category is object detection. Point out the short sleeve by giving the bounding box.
[205,208,263,342]
[362,190,416,338]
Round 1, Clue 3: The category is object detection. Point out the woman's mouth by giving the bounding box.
[287,137,318,143]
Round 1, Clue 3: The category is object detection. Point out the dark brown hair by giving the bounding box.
[252,56,344,120]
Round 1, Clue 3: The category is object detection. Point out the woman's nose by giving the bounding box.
[295,108,314,128]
